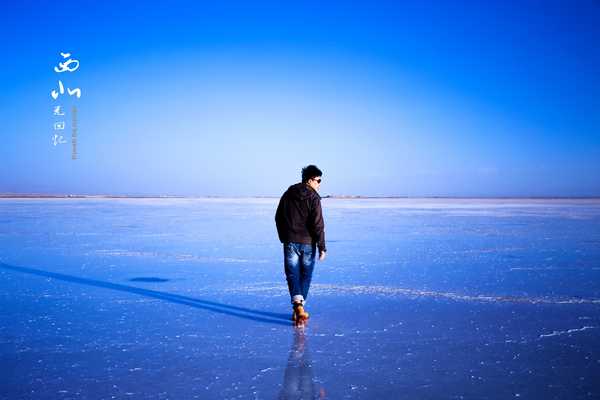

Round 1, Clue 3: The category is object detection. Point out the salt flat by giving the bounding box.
[1,198,599,399]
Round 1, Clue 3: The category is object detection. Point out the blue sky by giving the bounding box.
[2,0,599,196]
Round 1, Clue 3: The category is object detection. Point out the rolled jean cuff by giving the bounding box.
[292,295,305,305]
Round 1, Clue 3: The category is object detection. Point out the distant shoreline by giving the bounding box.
[1,194,599,200]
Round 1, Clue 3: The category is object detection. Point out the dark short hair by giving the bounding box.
[301,165,322,183]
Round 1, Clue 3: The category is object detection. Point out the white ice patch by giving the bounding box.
[226,282,600,305]
[539,326,597,338]
[94,249,267,264]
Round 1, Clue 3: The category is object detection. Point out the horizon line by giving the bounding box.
[1,193,600,200]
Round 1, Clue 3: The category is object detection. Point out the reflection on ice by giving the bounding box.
[279,327,326,400]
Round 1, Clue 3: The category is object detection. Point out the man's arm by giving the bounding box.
[275,195,285,243]
[310,196,326,255]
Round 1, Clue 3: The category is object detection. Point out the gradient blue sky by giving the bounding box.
[2,0,599,196]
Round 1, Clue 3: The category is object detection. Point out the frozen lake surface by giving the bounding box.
[1,197,599,399]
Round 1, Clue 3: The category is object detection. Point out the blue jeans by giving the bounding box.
[283,242,316,305]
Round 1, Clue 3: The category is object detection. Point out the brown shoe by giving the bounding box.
[293,303,310,321]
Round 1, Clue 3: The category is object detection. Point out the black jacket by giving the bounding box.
[275,182,326,252]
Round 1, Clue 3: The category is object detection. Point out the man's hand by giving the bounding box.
[319,250,326,261]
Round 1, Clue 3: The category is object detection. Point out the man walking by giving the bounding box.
[275,165,327,324]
